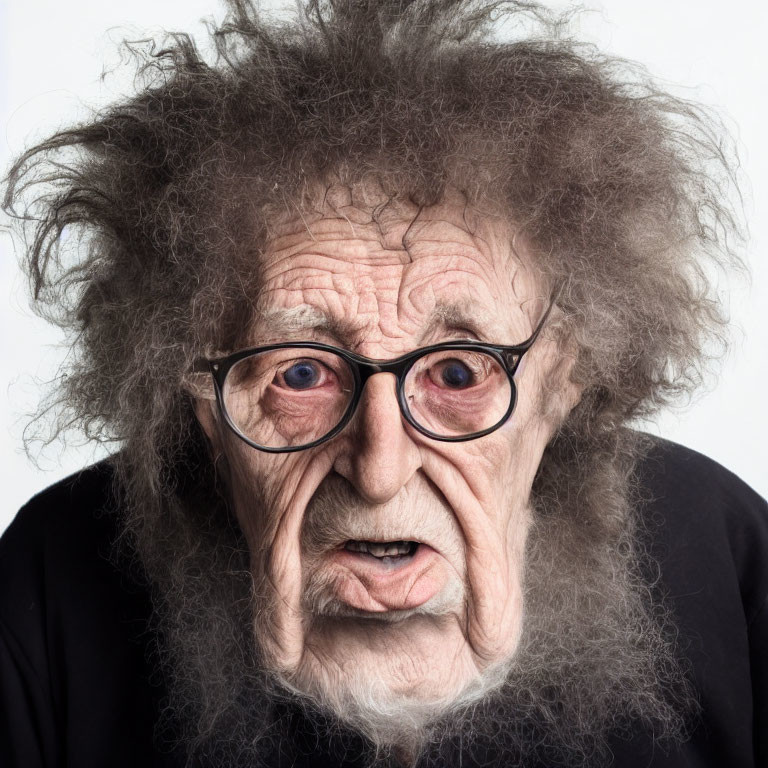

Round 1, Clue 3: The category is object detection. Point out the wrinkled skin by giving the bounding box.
[195,184,579,712]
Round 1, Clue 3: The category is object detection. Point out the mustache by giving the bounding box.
[299,471,465,562]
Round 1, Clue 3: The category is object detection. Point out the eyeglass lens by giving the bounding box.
[221,347,513,449]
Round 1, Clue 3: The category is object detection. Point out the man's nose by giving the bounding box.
[333,373,421,504]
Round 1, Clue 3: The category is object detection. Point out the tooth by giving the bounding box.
[343,540,421,557]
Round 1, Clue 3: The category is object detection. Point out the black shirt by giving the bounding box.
[1,439,766,767]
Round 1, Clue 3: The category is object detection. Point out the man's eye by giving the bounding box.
[277,359,324,390]
[431,359,475,389]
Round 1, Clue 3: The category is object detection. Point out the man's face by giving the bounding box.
[195,184,575,722]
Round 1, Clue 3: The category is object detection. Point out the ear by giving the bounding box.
[542,342,584,426]
[181,367,222,449]
[554,359,583,418]
[192,396,223,454]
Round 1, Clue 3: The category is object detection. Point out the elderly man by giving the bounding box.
[1,1,766,766]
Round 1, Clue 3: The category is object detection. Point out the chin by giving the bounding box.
[273,594,521,751]
[248,471,528,749]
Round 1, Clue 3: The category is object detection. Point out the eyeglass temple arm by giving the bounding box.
[501,286,561,375]
[515,285,562,353]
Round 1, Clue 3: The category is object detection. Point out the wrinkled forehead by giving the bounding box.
[265,180,517,251]
[252,181,545,348]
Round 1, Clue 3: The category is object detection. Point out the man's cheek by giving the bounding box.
[433,436,522,516]
[225,449,305,537]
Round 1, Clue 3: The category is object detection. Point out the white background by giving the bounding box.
[2,0,767,534]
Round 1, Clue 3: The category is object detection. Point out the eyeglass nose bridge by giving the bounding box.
[341,355,416,433]
[354,356,413,383]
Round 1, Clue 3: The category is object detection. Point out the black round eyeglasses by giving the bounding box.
[194,297,557,453]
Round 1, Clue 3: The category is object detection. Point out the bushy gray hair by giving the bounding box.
[3,1,742,764]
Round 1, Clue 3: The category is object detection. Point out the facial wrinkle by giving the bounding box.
[398,205,423,265]
[323,182,413,253]
[359,194,410,259]
[259,204,538,359]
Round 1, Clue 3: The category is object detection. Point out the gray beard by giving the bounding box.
[145,464,694,768]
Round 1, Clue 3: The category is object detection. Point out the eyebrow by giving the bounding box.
[416,302,495,344]
[253,302,497,348]
[254,305,366,345]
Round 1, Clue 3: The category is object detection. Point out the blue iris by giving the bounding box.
[441,361,472,388]
[283,361,320,389]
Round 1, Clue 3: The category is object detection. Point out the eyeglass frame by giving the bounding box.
[194,295,558,453]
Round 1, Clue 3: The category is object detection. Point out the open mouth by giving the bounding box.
[331,540,443,612]
[343,539,419,566]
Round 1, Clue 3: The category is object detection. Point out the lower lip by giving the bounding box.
[329,543,446,613]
